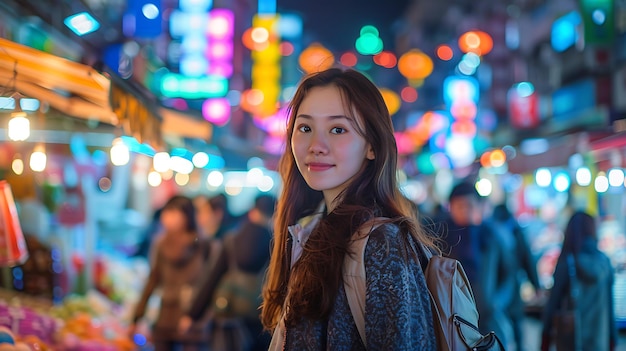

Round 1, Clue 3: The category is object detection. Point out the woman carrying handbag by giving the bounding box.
[540,211,616,351]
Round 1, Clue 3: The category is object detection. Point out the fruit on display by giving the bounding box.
[1,290,136,351]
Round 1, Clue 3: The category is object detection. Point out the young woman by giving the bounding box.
[262,68,437,350]
[541,211,616,351]
[129,195,211,351]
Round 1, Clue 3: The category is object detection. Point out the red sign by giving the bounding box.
[508,88,539,129]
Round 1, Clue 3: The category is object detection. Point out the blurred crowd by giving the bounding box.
[127,181,617,351]
[421,182,616,351]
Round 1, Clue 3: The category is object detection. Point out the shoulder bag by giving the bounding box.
[343,219,506,351]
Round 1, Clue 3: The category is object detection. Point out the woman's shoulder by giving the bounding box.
[365,221,410,258]
[367,220,405,243]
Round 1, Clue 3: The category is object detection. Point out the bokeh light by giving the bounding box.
[400,86,418,103]
[373,51,397,68]
[458,30,493,56]
[535,168,552,187]
[379,88,401,116]
[279,41,294,56]
[340,52,358,67]
[436,44,454,61]
[398,50,434,80]
[299,43,334,73]
[575,167,592,186]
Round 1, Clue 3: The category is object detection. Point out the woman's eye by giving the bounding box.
[330,127,346,134]
[297,125,311,132]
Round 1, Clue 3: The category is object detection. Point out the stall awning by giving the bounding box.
[0,37,117,124]
[0,38,213,146]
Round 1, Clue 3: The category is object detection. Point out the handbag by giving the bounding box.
[212,234,266,319]
[552,254,581,351]
[343,219,506,350]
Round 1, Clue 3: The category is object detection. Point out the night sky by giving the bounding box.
[276,0,411,53]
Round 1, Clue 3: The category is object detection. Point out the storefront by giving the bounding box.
[0,36,218,349]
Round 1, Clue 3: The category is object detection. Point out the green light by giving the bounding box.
[579,0,614,45]
[160,73,229,99]
[360,25,379,37]
[356,33,383,55]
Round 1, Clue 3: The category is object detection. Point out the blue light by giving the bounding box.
[514,82,535,98]
[551,11,581,52]
[180,0,213,12]
[51,248,61,261]
[180,55,209,77]
[133,334,147,346]
[12,267,23,280]
[206,155,225,169]
[279,14,303,39]
[170,148,194,161]
[142,4,160,20]
[258,0,276,14]
[53,262,64,274]
[592,9,606,25]
[124,0,162,38]
[0,97,40,111]
[554,171,571,192]
[443,76,480,105]
[64,12,100,36]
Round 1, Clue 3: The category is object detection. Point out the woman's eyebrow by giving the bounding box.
[295,114,351,121]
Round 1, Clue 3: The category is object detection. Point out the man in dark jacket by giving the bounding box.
[491,203,540,351]
[178,194,276,351]
[438,182,514,347]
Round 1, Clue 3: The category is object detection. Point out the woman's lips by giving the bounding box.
[307,163,333,172]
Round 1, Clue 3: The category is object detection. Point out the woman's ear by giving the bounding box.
[366,146,375,160]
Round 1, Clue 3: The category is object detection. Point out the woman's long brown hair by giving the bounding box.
[261,68,436,330]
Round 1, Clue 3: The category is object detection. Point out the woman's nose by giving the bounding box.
[308,131,328,155]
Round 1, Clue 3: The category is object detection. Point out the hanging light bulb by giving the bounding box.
[29,144,47,172]
[110,137,130,166]
[8,98,30,141]
[11,154,24,175]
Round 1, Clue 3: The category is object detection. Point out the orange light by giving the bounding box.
[373,51,397,68]
[398,50,434,80]
[400,86,418,103]
[340,52,358,67]
[379,88,401,116]
[476,31,493,56]
[480,151,492,168]
[489,149,506,167]
[407,124,429,145]
[436,44,453,61]
[240,89,266,113]
[458,30,493,56]
[299,43,334,74]
[279,41,294,56]
[242,28,256,50]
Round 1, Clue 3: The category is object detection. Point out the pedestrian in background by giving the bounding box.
[541,211,616,351]
[129,195,210,351]
[491,203,541,351]
[178,194,276,351]
[194,193,237,240]
[439,182,515,347]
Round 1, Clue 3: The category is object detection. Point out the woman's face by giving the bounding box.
[160,207,188,233]
[291,85,374,208]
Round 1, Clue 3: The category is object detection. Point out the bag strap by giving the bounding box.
[566,253,579,306]
[343,218,386,347]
